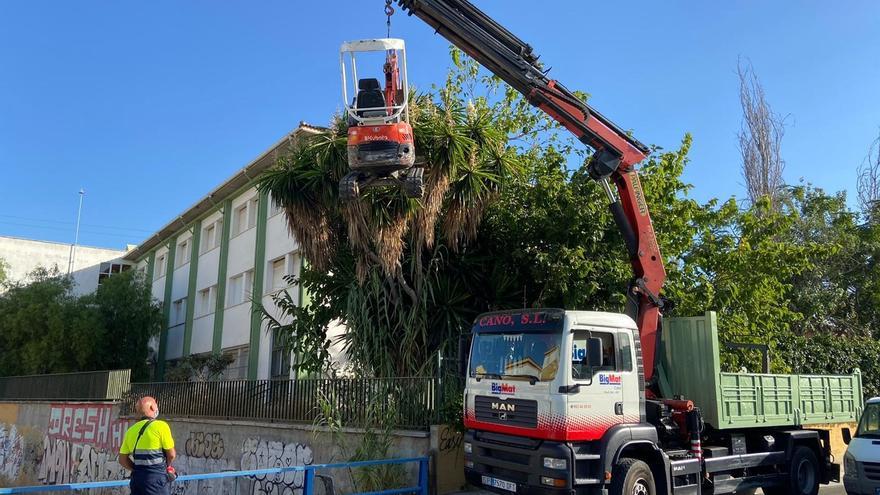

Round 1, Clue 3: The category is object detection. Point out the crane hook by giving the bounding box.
[385,0,394,37]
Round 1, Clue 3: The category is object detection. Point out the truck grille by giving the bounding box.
[864,462,880,481]
[474,395,537,428]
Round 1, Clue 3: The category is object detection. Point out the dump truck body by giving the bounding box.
[657,312,863,430]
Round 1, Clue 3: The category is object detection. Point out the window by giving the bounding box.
[233,204,248,236]
[201,220,222,253]
[171,297,187,326]
[857,403,880,438]
[155,254,167,279]
[270,332,291,379]
[176,238,191,267]
[270,258,286,291]
[222,346,250,380]
[197,286,217,317]
[618,332,633,372]
[469,332,561,382]
[227,270,254,306]
[98,262,131,284]
[267,252,301,293]
[571,330,616,379]
[232,196,259,236]
[269,193,283,217]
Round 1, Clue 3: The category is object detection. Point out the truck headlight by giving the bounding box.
[844,452,857,476]
[543,457,567,470]
[464,442,472,454]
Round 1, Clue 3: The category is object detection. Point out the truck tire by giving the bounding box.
[611,458,656,495]
[766,446,819,495]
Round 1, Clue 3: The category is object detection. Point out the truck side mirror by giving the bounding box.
[843,428,852,445]
[588,337,603,372]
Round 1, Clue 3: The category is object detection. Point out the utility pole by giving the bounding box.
[67,188,85,275]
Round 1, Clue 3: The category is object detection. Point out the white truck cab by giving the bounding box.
[844,397,880,495]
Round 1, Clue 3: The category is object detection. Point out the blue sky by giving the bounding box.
[1,1,878,249]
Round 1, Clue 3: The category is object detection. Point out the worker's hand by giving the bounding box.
[165,466,177,482]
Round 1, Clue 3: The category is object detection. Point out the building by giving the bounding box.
[0,236,130,295]
[124,123,335,381]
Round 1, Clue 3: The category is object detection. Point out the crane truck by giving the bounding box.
[393,1,865,495]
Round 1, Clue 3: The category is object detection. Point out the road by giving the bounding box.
[457,482,846,495]
[819,483,845,495]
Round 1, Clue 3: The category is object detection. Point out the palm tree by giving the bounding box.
[259,62,523,377]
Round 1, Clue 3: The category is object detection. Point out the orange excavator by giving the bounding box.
[338,27,422,200]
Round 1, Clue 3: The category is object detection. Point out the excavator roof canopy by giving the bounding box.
[340,38,406,53]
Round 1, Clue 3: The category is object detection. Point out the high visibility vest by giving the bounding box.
[119,419,175,473]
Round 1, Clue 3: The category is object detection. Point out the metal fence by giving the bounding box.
[125,377,438,429]
[0,456,429,495]
[0,369,131,401]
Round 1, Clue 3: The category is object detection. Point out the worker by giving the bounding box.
[118,396,177,495]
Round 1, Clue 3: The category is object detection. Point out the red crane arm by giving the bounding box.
[398,0,668,386]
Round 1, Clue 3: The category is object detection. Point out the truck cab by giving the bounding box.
[844,397,880,495]
[464,309,651,493]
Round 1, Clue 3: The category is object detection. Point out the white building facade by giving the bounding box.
[125,124,328,381]
[0,236,129,295]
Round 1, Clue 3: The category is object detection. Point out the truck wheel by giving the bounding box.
[766,446,819,495]
[611,458,655,495]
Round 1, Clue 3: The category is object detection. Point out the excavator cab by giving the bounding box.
[339,38,422,201]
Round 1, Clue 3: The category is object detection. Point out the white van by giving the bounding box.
[844,397,880,495]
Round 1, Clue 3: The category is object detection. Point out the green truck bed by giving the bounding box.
[656,312,863,429]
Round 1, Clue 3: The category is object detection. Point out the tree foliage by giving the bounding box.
[858,130,880,216]
[165,353,235,382]
[262,50,880,392]
[0,268,163,380]
[737,59,786,210]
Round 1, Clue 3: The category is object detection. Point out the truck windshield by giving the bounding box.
[469,332,561,382]
[856,403,880,438]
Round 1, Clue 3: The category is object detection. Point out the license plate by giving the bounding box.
[482,475,516,492]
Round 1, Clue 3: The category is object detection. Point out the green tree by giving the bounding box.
[0,269,163,380]
[80,270,165,380]
[262,50,880,392]
[780,185,880,338]
[0,267,78,375]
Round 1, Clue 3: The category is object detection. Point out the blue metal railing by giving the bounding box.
[0,457,429,495]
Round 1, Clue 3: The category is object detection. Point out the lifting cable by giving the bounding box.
[385,0,395,37]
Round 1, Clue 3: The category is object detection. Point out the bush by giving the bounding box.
[776,332,880,398]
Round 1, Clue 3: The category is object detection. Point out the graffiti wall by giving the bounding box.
[38,403,132,487]
[240,437,313,495]
[0,423,24,482]
[171,431,234,495]
[0,400,430,494]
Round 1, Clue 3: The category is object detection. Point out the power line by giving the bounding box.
[0,213,155,234]
[0,220,144,241]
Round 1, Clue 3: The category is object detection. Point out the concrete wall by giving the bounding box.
[0,401,438,494]
[0,236,127,295]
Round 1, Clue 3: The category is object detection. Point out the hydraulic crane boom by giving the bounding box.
[398,0,668,386]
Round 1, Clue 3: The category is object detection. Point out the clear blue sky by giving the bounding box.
[1,1,878,249]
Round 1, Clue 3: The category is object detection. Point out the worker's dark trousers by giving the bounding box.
[129,470,170,495]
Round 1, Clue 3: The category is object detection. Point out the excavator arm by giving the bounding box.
[398,0,668,387]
